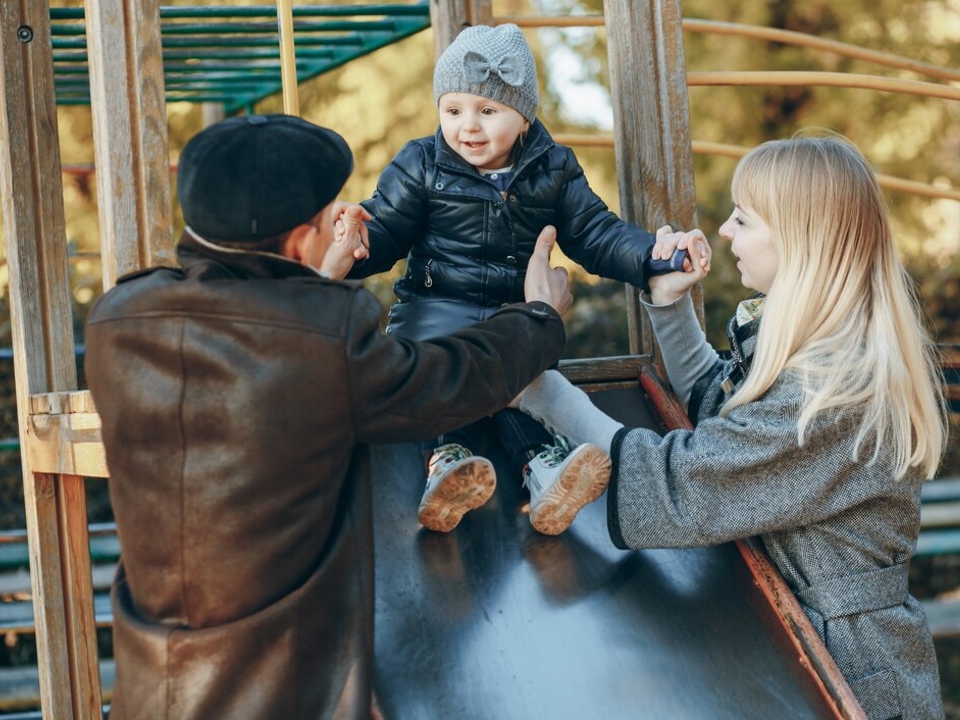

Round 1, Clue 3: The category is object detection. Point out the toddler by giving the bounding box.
[331,24,689,535]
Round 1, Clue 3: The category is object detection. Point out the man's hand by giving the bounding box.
[331,201,372,261]
[524,225,573,315]
[648,225,711,306]
[321,205,369,279]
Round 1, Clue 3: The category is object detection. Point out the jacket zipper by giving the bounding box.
[424,259,434,288]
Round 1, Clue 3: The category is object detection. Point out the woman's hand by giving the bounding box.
[648,225,711,306]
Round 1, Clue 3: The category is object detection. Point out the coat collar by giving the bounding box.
[433,119,555,178]
[176,228,323,281]
[720,295,764,394]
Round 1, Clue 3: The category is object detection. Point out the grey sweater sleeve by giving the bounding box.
[519,370,624,453]
[641,292,721,410]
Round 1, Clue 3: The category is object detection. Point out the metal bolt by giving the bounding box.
[17,26,33,44]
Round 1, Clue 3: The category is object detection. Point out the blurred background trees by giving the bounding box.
[12,0,957,357]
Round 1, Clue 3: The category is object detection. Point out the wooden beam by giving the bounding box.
[28,392,108,479]
[603,0,703,365]
[558,354,651,384]
[429,0,493,57]
[85,0,173,289]
[0,3,101,718]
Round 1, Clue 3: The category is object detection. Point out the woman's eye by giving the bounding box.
[734,217,745,226]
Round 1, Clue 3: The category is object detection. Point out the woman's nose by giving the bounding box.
[718,220,733,241]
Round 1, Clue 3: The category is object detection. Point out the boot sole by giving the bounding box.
[418,458,496,533]
[529,445,611,536]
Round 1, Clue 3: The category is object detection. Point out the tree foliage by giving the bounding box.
[3,0,957,352]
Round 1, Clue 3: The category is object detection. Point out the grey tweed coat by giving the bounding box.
[607,295,943,720]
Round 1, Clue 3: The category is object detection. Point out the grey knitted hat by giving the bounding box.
[433,24,538,123]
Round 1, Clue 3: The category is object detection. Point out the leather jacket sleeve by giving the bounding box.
[344,291,565,443]
[553,148,655,288]
[349,142,428,279]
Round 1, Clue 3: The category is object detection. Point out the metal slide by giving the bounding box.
[370,386,840,720]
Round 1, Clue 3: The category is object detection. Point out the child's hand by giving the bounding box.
[648,225,711,306]
[321,204,370,279]
[331,202,372,261]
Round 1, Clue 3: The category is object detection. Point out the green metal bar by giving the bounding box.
[58,73,288,85]
[57,79,274,93]
[50,4,430,20]
[49,4,431,111]
[55,94,243,104]
[922,478,960,502]
[222,16,429,114]
[917,529,960,556]
[50,20,400,35]
[54,54,326,67]
[162,48,335,60]
[53,35,365,49]
[0,535,119,570]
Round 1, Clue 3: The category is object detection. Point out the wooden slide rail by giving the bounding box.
[640,366,867,720]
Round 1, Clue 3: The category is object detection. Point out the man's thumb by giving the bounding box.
[343,205,364,226]
[531,225,557,265]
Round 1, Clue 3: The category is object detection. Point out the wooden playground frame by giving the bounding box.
[0,0,956,717]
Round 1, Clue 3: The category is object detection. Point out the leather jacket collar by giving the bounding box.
[177,228,323,281]
[433,118,555,179]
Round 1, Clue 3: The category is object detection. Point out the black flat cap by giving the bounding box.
[177,114,353,242]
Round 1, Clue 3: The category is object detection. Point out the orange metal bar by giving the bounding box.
[276,0,299,115]
[494,16,960,84]
[687,71,960,102]
[681,19,960,84]
[553,136,960,202]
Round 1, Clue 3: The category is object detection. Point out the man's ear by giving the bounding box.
[280,223,315,263]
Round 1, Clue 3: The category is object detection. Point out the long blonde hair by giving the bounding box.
[724,136,946,479]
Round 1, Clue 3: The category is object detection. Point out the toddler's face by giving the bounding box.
[438,93,530,171]
[719,205,779,294]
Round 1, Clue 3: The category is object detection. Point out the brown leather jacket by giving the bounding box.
[85,234,564,720]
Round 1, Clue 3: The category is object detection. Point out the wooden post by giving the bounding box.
[430,0,493,56]
[85,0,173,289]
[0,2,101,717]
[603,0,703,358]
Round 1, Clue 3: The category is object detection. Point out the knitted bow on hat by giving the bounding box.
[463,50,525,87]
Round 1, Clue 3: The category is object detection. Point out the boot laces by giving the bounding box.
[430,443,471,468]
[538,436,571,468]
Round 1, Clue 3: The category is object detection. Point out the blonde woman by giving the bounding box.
[517,137,947,720]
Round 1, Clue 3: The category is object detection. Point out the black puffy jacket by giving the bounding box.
[351,120,656,340]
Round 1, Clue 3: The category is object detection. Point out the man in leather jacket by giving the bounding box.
[84,115,571,720]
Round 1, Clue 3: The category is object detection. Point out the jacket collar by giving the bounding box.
[176,228,323,281]
[433,119,555,178]
[720,294,764,394]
